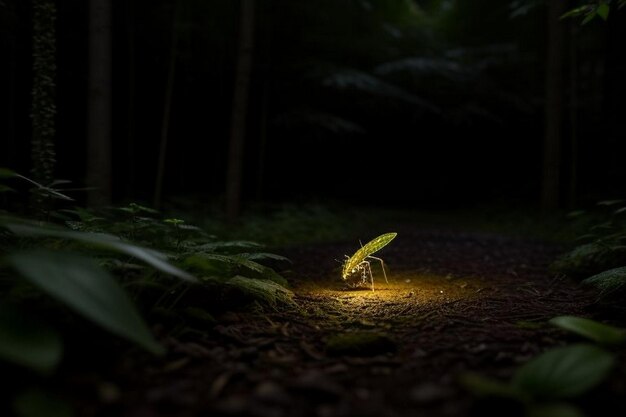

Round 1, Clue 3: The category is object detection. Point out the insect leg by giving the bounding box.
[362,260,374,291]
[367,255,389,283]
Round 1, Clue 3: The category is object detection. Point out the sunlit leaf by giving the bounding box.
[8,250,165,355]
[0,304,63,374]
[4,222,196,282]
[13,388,74,417]
[549,316,626,346]
[512,344,614,399]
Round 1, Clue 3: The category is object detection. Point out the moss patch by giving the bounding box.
[325,331,396,357]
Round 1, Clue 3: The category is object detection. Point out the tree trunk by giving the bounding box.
[542,0,567,210]
[125,0,136,200]
[86,0,112,206]
[154,0,181,209]
[225,0,256,221]
[30,0,57,186]
[567,21,579,208]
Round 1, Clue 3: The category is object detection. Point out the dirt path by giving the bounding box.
[107,230,595,417]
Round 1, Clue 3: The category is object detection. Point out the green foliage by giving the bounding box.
[527,403,584,417]
[562,0,625,23]
[7,250,164,355]
[325,332,397,356]
[552,201,626,280]
[0,304,63,374]
[184,253,288,287]
[582,267,626,299]
[512,344,614,399]
[13,388,74,417]
[462,343,616,415]
[4,221,195,282]
[225,276,294,307]
[549,316,626,346]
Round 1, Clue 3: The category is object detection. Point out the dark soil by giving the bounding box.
[74,229,607,417]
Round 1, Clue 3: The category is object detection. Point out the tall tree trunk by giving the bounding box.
[225,0,255,221]
[125,0,136,200]
[542,0,567,210]
[568,21,579,208]
[87,0,112,206]
[6,4,18,167]
[31,0,57,186]
[154,0,181,209]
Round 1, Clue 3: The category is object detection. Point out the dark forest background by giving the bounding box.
[1,0,625,216]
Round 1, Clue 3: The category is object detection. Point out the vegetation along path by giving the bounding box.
[81,228,615,417]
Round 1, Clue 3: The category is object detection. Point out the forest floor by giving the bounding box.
[76,225,608,417]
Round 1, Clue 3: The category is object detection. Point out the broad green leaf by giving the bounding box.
[236,252,292,263]
[458,372,525,400]
[528,403,584,417]
[14,388,74,417]
[560,5,592,19]
[226,276,294,307]
[582,267,626,297]
[183,253,287,286]
[596,3,609,20]
[5,222,196,282]
[193,240,263,253]
[0,304,63,374]
[512,344,614,399]
[8,250,164,355]
[0,167,17,178]
[549,316,626,346]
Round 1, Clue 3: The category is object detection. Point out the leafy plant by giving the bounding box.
[462,344,615,416]
[549,316,626,346]
[7,250,164,355]
[462,315,625,415]
[582,267,626,300]
[561,0,625,24]
[552,201,626,281]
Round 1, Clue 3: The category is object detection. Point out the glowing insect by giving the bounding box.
[342,232,397,291]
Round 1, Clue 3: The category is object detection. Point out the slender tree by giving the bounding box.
[31,0,57,186]
[542,0,567,210]
[225,0,256,221]
[86,0,112,206]
[154,0,181,208]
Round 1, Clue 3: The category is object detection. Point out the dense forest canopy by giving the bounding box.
[1,0,625,210]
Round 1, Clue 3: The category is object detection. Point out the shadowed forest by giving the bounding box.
[1,1,626,416]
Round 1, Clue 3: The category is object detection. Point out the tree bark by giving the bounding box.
[87,0,112,206]
[226,0,256,221]
[154,0,181,209]
[542,0,567,210]
[30,0,57,186]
